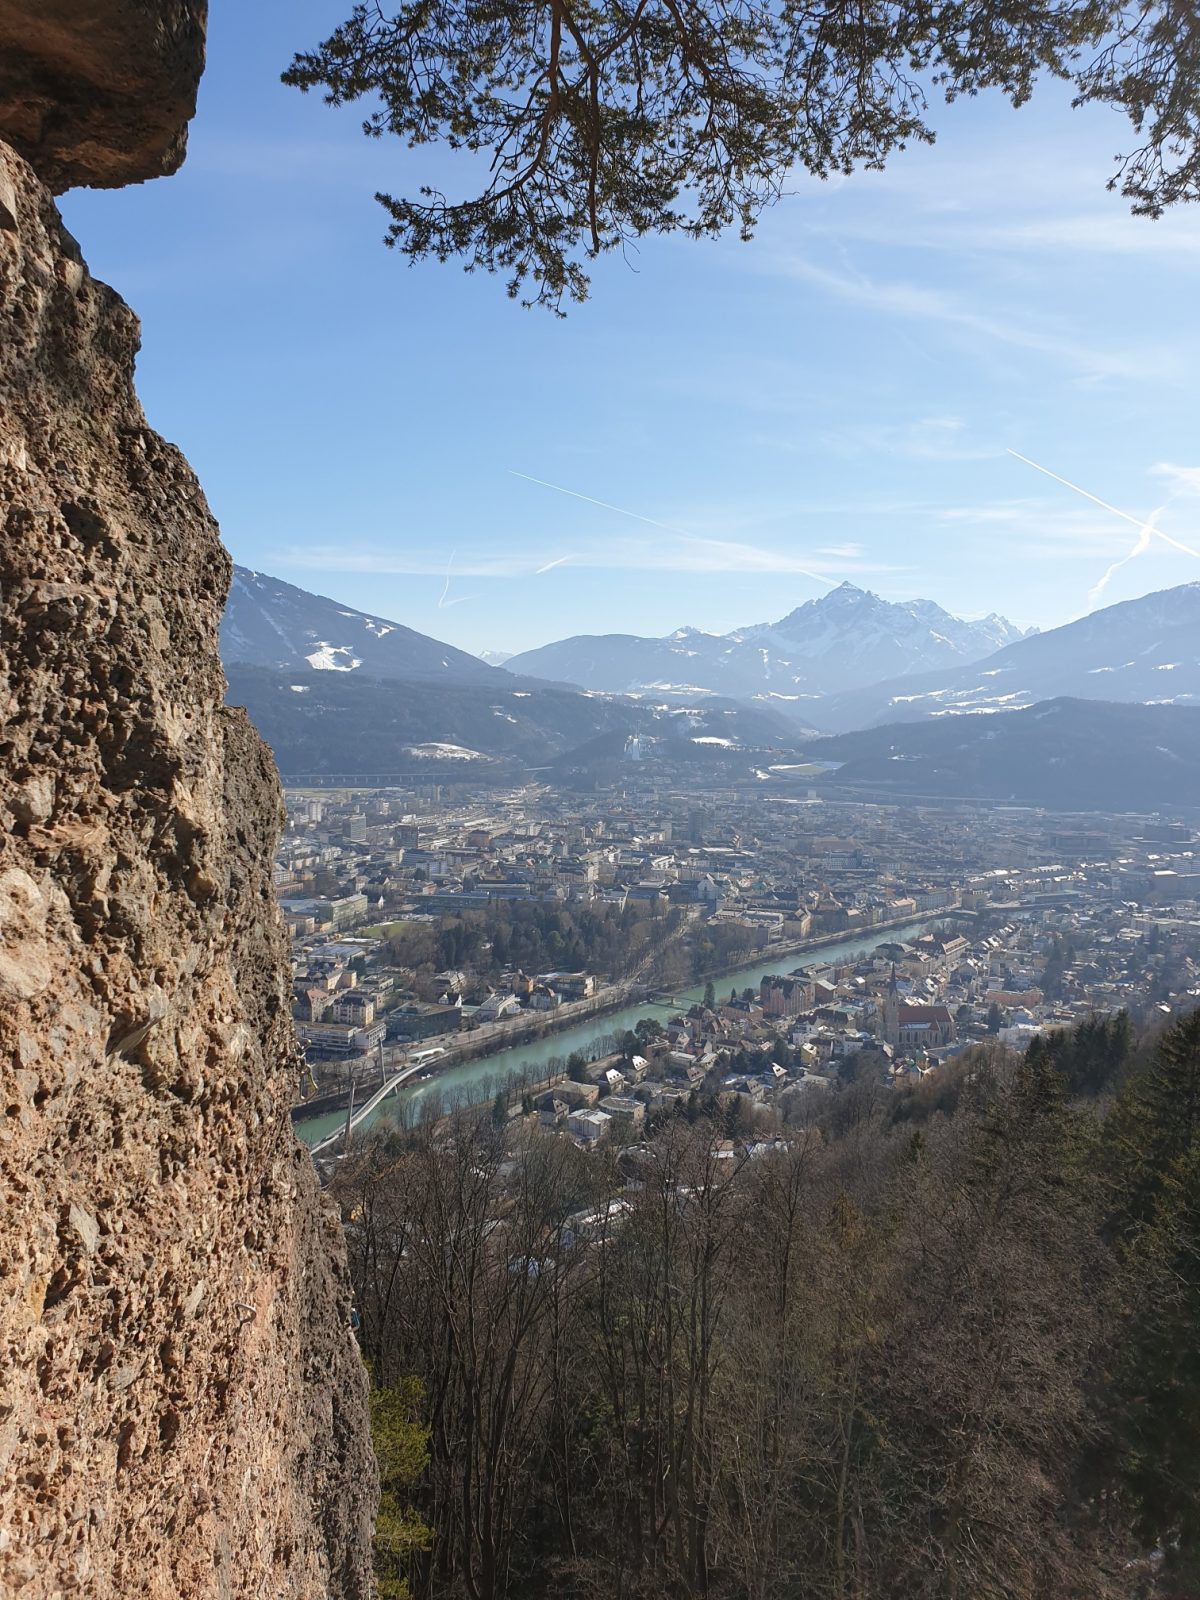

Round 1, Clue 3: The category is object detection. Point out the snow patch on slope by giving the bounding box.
[305,643,362,672]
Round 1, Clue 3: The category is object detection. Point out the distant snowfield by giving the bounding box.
[404,743,489,761]
[929,705,1010,716]
[305,642,362,671]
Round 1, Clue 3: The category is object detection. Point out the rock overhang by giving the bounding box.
[0,0,207,191]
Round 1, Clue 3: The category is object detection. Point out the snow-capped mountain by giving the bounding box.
[504,583,1028,702]
[814,582,1200,732]
[741,585,1027,686]
[219,566,802,775]
[220,566,501,684]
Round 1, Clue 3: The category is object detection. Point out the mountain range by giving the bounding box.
[218,567,1200,804]
[504,583,1029,701]
[814,582,1200,732]
[219,564,809,775]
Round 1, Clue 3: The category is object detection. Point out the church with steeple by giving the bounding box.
[881,966,957,1050]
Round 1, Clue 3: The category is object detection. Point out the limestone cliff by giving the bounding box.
[0,10,377,1599]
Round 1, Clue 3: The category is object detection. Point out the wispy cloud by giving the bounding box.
[769,119,1200,264]
[793,210,1200,264]
[276,537,906,580]
[1152,462,1200,497]
[937,498,1133,553]
[436,550,478,608]
[507,468,841,586]
[974,214,1200,260]
[507,469,687,535]
[818,414,999,464]
[762,255,1173,384]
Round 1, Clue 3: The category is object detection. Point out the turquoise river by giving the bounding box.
[293,918,941,1146]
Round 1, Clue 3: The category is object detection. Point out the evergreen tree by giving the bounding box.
[1029,1011,1133,1098]
[870,1045,1106,1597]
[567,1051,589,1083]
[1111,1143,1200,1577]
[1106,1011,1200,1231]
[370,1377,433,1600]
[1099,1012,1200,1575]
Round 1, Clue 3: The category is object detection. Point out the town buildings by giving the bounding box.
[276,777,1200,1108]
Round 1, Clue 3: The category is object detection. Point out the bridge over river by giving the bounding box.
[295,918,942,1151]
[308,1059,433,1156]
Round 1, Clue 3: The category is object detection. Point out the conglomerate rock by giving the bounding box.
[0,0,207,191]
[0,134,376,1597]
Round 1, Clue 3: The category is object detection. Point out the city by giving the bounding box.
[280,773,1200,1149]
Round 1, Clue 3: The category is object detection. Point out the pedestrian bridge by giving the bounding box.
[309,1060,428,1156]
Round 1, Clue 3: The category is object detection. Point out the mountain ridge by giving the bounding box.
[220,567,1200,767]
[799,696,1200,810]
[504,582,1029,700]
[813,581,1200,732]
[222,565,504,684]
[225,664,801,777]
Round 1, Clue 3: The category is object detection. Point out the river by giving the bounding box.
[293,918,941,1147]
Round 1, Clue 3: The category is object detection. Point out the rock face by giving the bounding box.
[0,0,207,190]
[0,20,376,1600]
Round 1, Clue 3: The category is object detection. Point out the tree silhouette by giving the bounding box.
[288,0,1200,309]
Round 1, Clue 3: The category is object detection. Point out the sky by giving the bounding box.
[61,2,1200,656]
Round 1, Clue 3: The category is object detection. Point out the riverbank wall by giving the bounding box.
[294,910,964,1126]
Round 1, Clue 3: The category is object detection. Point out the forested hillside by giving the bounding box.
[225,664,794,776]
[335,1009,1200,1600]
[801,698,1200,809]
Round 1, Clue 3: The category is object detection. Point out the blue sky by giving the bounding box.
[62,1,1200,655]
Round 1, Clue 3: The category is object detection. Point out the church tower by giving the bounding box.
[882,965,901,1046]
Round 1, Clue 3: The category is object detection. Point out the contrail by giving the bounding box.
[437,550,475,609]
[437,549,456,608]
[535,554,573,575]
[1088,512,1167,606]
[1006,449,1200,562]
[508,469,691,534]
[509,468,837,587]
